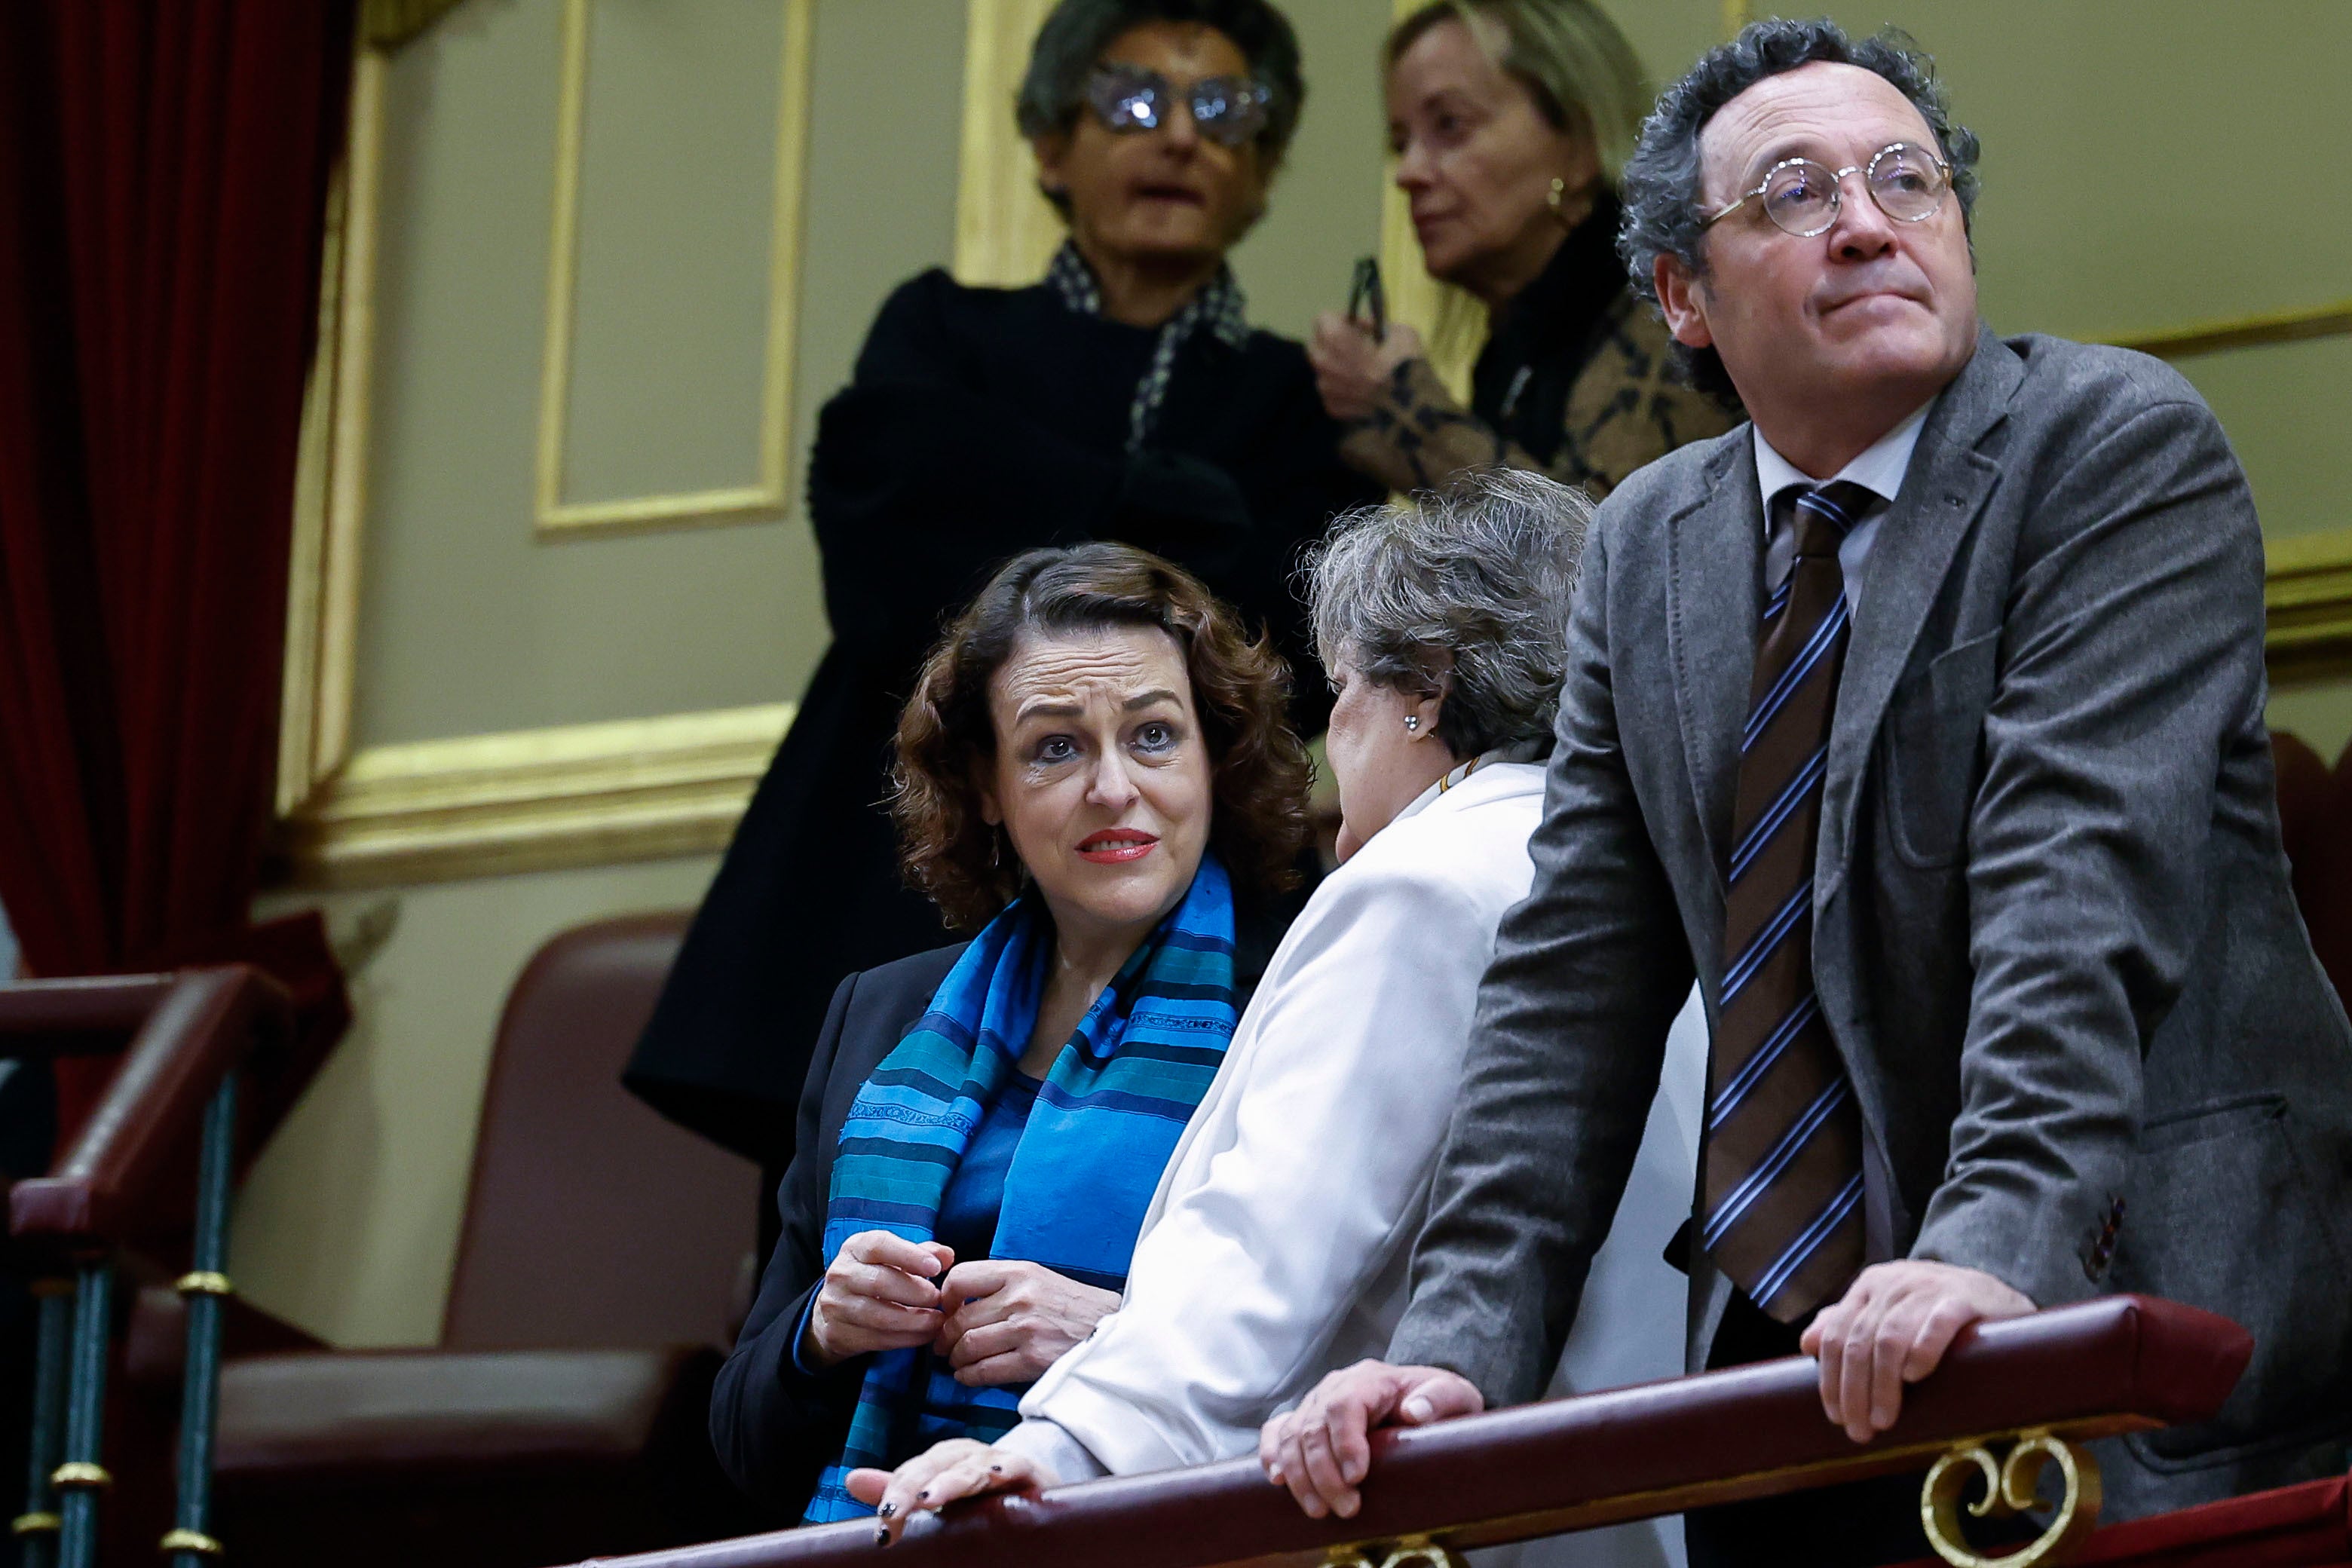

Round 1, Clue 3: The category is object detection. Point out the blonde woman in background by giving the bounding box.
[1312,0,1736,499]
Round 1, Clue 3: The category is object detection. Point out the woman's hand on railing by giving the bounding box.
[802,1231,956,1370]
[1259,1359,1484,1521]
[845,1438,1058,1545]
[933,1260,1120,1387]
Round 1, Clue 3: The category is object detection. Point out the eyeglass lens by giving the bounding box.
[1762,144,1947,236]
[1089,67,1267,146]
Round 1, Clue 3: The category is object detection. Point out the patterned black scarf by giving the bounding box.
[1046,240,1250,453]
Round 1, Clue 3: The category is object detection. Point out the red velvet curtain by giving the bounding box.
[0,0,358,1133]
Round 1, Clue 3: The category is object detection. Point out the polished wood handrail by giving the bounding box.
[5,966,292,1250]
[562,1295,2249,1568]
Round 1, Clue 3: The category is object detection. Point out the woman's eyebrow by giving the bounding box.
[1122,688,1181,712]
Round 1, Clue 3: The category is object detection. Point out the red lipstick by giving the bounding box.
[1076,829,1159,864]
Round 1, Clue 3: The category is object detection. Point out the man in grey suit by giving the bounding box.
[1262,19,2352,1566]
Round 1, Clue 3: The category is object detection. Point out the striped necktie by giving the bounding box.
[1701,479,1875,1324]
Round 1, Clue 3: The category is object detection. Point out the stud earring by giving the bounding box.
[1404,715,1421,732]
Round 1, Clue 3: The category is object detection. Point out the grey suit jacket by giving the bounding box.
[1388,325,2352,1519]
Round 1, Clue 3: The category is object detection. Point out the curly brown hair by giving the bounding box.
[892,544,1309,932]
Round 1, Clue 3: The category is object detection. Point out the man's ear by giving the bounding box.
[1655,253,1714,351]
[1031,132,1070,202]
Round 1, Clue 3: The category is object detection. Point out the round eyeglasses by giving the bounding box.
[1703,142,1952,238]
[1086,64,1271,149]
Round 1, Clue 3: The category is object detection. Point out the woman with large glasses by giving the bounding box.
[623,0,1379,1227]
[1310,0,1740,500]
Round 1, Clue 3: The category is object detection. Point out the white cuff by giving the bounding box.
[995,1418,1110,1484]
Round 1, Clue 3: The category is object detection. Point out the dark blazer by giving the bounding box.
[1388,326,2352,1521]
[625,268,1375,1170]
[709,942,966,1520]
[712,919,1282,1515]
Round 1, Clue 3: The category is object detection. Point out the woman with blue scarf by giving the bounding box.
[709,543,1312,1525]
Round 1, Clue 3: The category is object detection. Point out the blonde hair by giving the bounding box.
[1387,0,1649,182]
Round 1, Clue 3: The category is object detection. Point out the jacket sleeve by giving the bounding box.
[709,969,867,1514]
[1386,518,1696,1406]
[1016,857,1505,1472]
[1909,390,2267,1309]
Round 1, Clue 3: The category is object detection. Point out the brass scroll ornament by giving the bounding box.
[1325,1533,1465,1568]
[1920,1429,2102,1568]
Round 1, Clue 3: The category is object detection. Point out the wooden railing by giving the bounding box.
[0,966,292,1568]
[559,1295,2249,1568]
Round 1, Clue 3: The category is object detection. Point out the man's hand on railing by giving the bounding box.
[1257,1359,1484,1521]
[846,1438,1057,1545]
[1798,1259,2035,1444]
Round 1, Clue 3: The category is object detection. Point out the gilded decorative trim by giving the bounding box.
[954,0,1064,286]
[273,23,809,888]
[2107,298,2352,362]
[532,0,814,538]
[2265,527,2352,686]
[274,703,795,890]
[278,42,384,817]
[1920,1430,2100,1568]
[157,1528,225,1558]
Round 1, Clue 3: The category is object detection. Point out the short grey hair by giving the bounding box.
[1303,469,1591,760]
[1015,0,1306,200]
[1618,19,1981,400]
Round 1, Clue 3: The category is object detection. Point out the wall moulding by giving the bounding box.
[272,14,811,891]
[534,0,815,538]
[269,703,795,890]
[954,0,1061,286]
[2265,528,2352,688]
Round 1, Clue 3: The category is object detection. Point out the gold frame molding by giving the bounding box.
[274,17,809,890]
[275,704,792,889]
[532,0,815,538]
[954,0,1062,286]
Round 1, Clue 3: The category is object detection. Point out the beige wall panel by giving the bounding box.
[235,856,719,1347]
[2271,681,2352,762]
[558,0,790,505]
[355,0,803,746]
[1224,0,1392,341]
[245,0,970,1345]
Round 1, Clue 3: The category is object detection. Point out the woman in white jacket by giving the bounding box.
[855,470,1704,1565]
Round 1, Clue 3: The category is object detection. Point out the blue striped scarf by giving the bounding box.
[801,856,1239,1523]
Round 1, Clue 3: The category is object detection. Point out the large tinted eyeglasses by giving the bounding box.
[1703,142,1952,238]
[1086,64,1271,148]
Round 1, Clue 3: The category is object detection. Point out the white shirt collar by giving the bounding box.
[1751,401,1933,530]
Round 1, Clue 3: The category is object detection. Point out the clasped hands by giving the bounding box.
[801,1229,1119,1384]
[1260,1260,2034,1520]
[807,1230,1116,1543]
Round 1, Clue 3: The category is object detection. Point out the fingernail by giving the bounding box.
[1268,1465,1285,1484]
[1402,1395,1432,1420]
[877,1504,896,1518]
[989,1464,1003,1474]
[873,1527,890,1547]
[915,1490,929,1502]
[1337,1494,1360,1519]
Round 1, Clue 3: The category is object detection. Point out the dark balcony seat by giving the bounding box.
[210,913,764,1568]
[2274,730,2352,1009]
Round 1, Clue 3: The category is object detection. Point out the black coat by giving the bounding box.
[706,943,964,1520]
[625,268,1375,1168]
